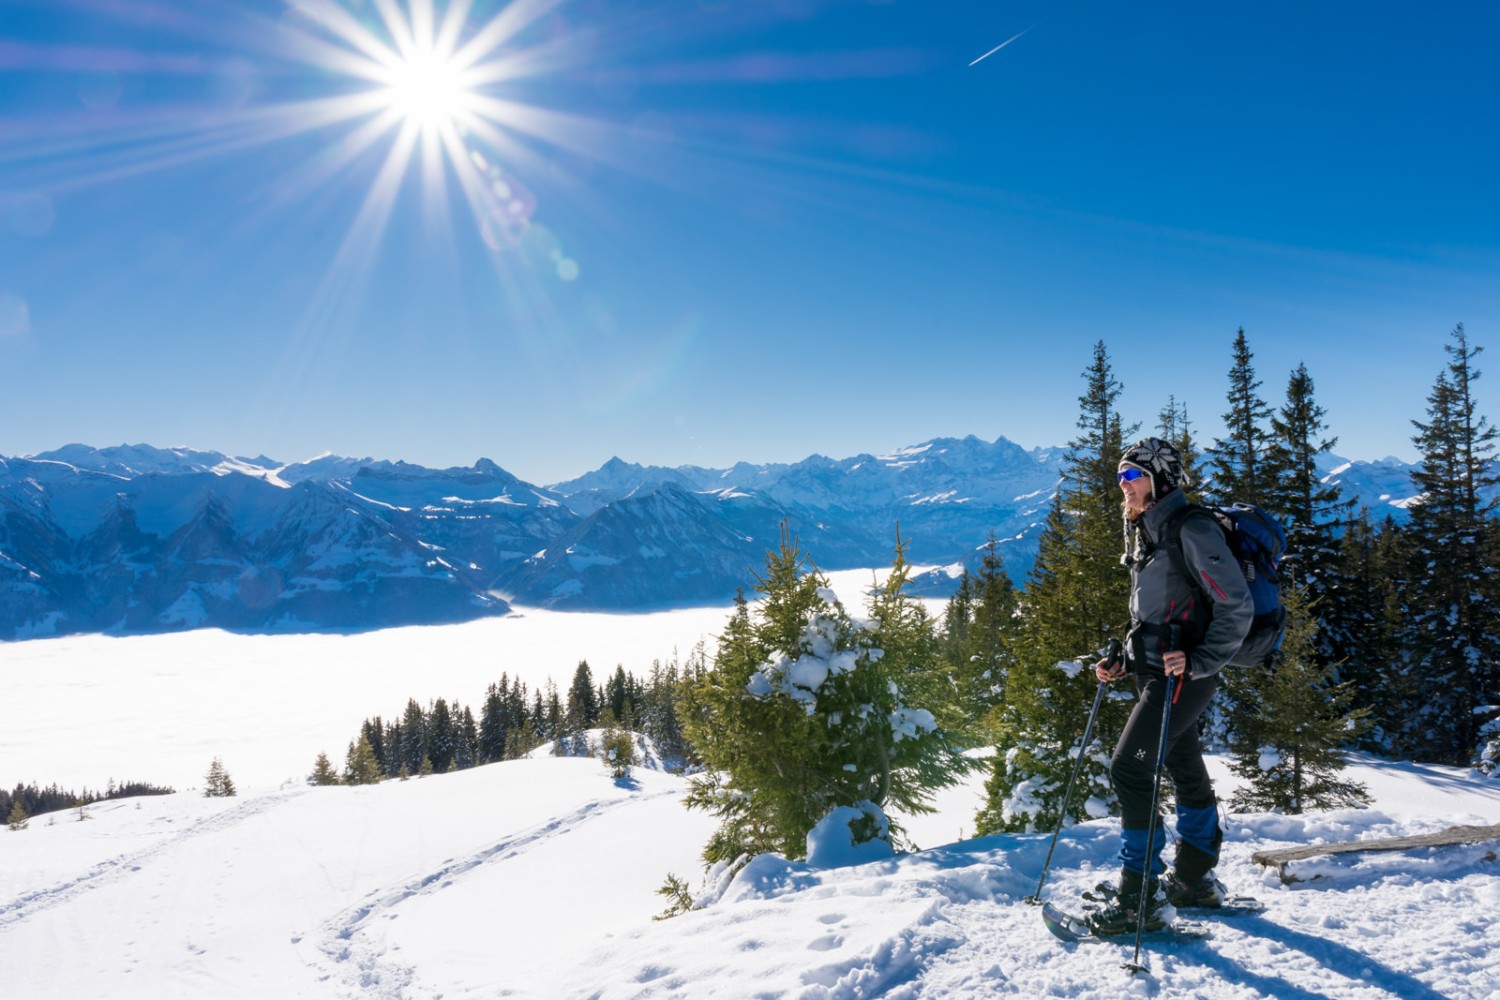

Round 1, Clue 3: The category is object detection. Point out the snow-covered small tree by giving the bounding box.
[599,710,637,780]
[976,656,1116,834]
[203,757,236,798]
[6,799,27,831]
[1228,585,1371,813]
[1474,712,1500,778]
[681,527,971,866]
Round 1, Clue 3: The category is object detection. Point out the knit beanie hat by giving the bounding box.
[1119,437,1186,500]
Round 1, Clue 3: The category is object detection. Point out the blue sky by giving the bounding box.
[1,0,1495,484]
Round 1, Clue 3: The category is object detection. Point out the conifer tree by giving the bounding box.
[600,710,637,779]
[479,681,507,763]
[681,528,970,864]
[1399,325,1500,763]
[359,717,385,773]
[1156,394,1201,488]
[539,680,563,749]
[454,706,479,771]
[344,736,383,785]
[566,661,600,732]
[309,751,340,786]
[400,698,428,776]
[427,698,456,773]
[382,719,404,778]
[605,666,637,723]
[1208,327,1274,505]
[1334,508,1408,748]
[1475,719,1500,778]
[939,571,974,671]
[1267,364,1349,570]
[1266,363,1355,671]
[978,342,1134,833]
[942,536,1020,742]
[641,658,689,767]
[203,757,236,798]
[7,799,28,831]
[1227,585,1372,813]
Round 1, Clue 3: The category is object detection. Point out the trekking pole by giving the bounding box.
[1125,670,1176,975]
[1024,638,1121,905]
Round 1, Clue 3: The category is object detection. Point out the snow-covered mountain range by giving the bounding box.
[0,439,1427,639]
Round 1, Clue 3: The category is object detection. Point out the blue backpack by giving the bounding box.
[1164,502,1289,669]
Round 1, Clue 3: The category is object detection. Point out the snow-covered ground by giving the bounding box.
[4,577,1500,998]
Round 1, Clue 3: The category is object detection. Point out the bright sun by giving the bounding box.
[380,47,474,130]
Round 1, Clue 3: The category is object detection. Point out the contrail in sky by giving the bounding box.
[969,25,1034,66]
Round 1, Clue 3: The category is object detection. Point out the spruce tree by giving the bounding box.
[939,571,974,672]
[1399,325,1500,763]
[978,342,1134,833]
[400,698,428,776]
[1156,394,1201,488]
[605,666,637,723]
[7,799,28,831]
[941,536,1020,742]
[1475,719,1500,777]
[600,710,637,779]
[1334,508,1408,749]
[1227,585,1372,813]
[566,661,600,733]
[1209,327,1274,506]
[641,658,689,767]
[454,706,479,771]
[344,737,383,785]
[359,717,385,773]
[1266,363,1355,670]
[681,528,970,864]
[479,681,507,763]
[309,752,340,786]
[203,757,236,798]
[863,532,978,828]
[427,698,456,773]
[382,719,404,778]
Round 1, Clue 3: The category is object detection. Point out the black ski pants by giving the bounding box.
[1111,670,1219,830]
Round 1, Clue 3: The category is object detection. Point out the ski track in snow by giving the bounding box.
[312,788,678,1000]
[0,790,300,931]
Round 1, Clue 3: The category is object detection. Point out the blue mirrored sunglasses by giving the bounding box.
[1117,467,1150,484]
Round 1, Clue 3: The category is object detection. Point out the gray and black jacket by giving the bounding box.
[1122,488,1253,680]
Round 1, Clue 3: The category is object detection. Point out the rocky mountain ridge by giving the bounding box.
[0,439,1425,639]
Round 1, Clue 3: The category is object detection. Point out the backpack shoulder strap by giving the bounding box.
[1160,503,1217,598]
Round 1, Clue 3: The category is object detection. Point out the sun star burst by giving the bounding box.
[379,45,475,132]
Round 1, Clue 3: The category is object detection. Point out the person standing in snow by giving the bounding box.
[1086,437,1253,936]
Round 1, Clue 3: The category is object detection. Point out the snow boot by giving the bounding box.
[1166,823,1225,907]
[1084,868,1169,936]
[1165,870,1228,908]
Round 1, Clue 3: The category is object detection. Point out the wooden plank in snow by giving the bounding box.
[1251,823,1500,884]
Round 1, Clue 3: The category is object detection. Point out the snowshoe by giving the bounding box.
[1083,870,1170,936]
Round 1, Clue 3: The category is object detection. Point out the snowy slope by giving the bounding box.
[3,593,1500,999]
[3,750,1497,999]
